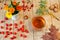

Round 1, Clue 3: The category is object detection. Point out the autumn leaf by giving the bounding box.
[42,25,60,40]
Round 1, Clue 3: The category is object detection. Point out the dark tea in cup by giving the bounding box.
[32,16,45,31]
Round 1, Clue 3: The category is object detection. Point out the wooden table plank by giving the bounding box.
[0,0,60,40]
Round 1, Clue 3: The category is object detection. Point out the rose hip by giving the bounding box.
[0,32,1,34]
[21,28,25,32]
[1,31,5,34]
[20,34,23,37]
[0,26,4,29]
[4,17,8,20]
[9,24,12,26]
[6,31,10,35]
[15,26,18,28]
[6,27,9,30]
[4,35,8,38]
[9,28,12,31]
[23,35,27,38]
[31,4,34,7]
[1,20,5,23]
[6,23,9,27]
[22,0,25,3]
[14,23,18,27]
[9,32,13,34]
[22,25,24,28]
[25,29,29,33]
[14,23,18,28]
[11,36,16,40]
[20,21,23,24]
[13,36,16,39]
[17,28,21,31]
[13,32,17,35]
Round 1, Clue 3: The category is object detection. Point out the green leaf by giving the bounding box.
[12,10,19,15]
[39,0,47,8]
[40,3,46,8]
[40,0,47,4]
[36,0,48,15]
[36,8,43,15]
[10,1,16,8]
[16,2,20,5]
[9,4,13,7]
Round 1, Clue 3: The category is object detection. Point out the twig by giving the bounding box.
[48,11,60,21]
[58,0,60,10]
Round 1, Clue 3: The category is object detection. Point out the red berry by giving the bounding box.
[6,31,9,33]
[4,17,8,20]
[22,1,25,3]
[20,34,23,37]
[28,10,30,11]
[14,23,18,28]
[22,25,24,28]
[23,35,27,38]
[17,28,21,31]
[0,32,1,34]
[6,23,9,27]
[4,3,7,5]
[20,21,23,24]
[1,31,5,34]
[25,29,29,33]
[4,35,8,38]
[9,28,12,31]
[13,32,17,35]
[21,28,25,32]
[23,9,26,12]
[13,36,16,39]
[0,7,2,10]
[11,36,16,39]
[6,27,9,30]
[1,20,5,23]
[6,31,9,35]
[19,28,22,30]
[31,4,34,7]
[9,32,13,34]
[10,37,14,40]
[0,26,4,29]
[20,25,25,32]
[9,24,12,26]
[15,26,18,28]
[14,23,18,26]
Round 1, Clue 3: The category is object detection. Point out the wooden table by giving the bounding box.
[0,0,60,40]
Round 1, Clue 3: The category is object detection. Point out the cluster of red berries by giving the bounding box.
[0,17,9,23]
[22,0,34,12]
[18,25,29,38]
[0,17,29,40]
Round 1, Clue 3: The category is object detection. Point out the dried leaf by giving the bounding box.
[42,25,59,40]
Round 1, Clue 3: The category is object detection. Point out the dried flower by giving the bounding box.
[9,8,15,13]
[4,5,9,10]
[5,12,12,19]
